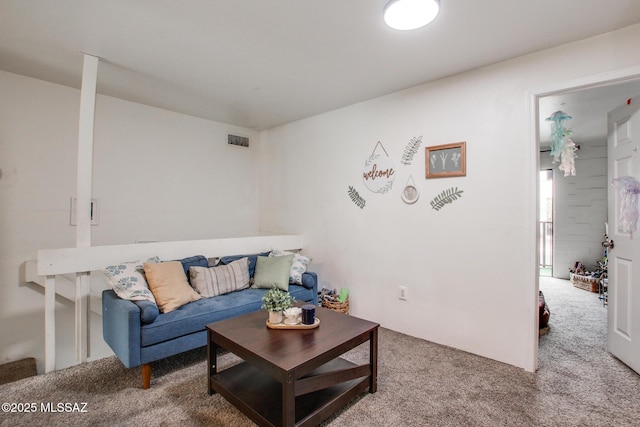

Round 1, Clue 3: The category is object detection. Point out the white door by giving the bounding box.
[607,96,640,374]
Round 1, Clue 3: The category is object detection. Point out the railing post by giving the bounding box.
[538,221,553,269]
[76,272,90,362]
[44,275,56,373]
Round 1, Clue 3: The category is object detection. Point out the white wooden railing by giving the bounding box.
[539,221,553,269]
[27,234,304,373]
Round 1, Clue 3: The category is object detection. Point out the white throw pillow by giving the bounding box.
[269,249,312,285]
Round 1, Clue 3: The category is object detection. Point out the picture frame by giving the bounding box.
[425,141,466,179]
[401,174,419,204]
[401,184,419,204]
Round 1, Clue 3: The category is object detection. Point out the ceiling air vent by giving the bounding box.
[228,134,249,148]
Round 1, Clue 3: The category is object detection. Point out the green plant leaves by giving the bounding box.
[261,288,295,312]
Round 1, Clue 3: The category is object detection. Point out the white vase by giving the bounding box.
[268,310,283,324]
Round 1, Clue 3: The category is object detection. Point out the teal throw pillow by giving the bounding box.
[252,254,294,291]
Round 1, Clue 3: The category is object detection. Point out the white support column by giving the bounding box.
[74,53,99,363]
[76,53,98,248]
[44,275,56,373]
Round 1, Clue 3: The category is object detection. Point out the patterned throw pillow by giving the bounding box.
[104,257,160,303]
[269,249,312,285]
[189,257,251,298]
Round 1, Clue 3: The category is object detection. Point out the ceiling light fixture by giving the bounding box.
[383,0,440,31]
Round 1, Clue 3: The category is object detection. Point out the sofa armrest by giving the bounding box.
[102,290,142,368]
[301,271,318,305]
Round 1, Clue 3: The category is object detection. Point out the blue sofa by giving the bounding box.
[102,254,318,389]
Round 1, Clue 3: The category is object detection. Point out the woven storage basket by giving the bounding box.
[570,273,600,293]
[322,296,349,314]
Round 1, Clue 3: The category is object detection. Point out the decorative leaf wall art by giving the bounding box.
[400,136,423,166]
[347,186,367,209]
[363,141,396,194]
[430,187,464,211]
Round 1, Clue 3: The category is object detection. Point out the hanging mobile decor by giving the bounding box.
[401,136,423,166]
[347,185,367,209]
[401,175,419,204]
[430,187,464,211]
[611,176,640,233]
[546,110,577,176]
[363,141,396,194]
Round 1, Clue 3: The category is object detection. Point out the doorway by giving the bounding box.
[528,69,640,372]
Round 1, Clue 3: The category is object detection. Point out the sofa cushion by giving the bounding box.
[300,272,316,290]
[140,284,314,347]
[189,257,250,298]
[218,251,270,277]
[144,261,201,313]
[178,255,209,284]
[133,300,160,324]
[269,248,312,285]
[104,256,160,303]
[252,254,294,291]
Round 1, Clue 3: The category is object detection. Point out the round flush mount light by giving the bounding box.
[383,0,440,31]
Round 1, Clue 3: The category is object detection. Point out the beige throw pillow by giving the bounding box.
[144,261,201,313]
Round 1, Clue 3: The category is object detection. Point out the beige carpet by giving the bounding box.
[1,278,639,426]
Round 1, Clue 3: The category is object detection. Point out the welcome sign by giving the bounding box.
[363,141,395,194]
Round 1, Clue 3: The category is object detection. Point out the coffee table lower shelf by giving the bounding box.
[210,357,370,427]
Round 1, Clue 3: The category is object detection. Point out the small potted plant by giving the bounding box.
[261,288,295,324]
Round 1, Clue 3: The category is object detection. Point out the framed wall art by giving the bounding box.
[425,141,466,179]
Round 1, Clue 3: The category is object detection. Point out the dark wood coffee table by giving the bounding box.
[206,306,379,427]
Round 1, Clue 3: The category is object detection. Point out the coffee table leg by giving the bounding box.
[207,329,217,396]
[282,373,295,427]
[369,327,378,393]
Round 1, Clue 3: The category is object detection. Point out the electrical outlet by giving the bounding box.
[398,286,408,301]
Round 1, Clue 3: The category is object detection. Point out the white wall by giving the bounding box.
[91,91,260,244]
[541,139,608,279]
[258,24,640,369]
[2,23,639,375]
[0,70,261,372]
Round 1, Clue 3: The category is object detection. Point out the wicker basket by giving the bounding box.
[570,273,600,293]
[322,296,349,314]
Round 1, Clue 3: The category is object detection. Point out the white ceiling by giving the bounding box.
[2,0,640,131]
